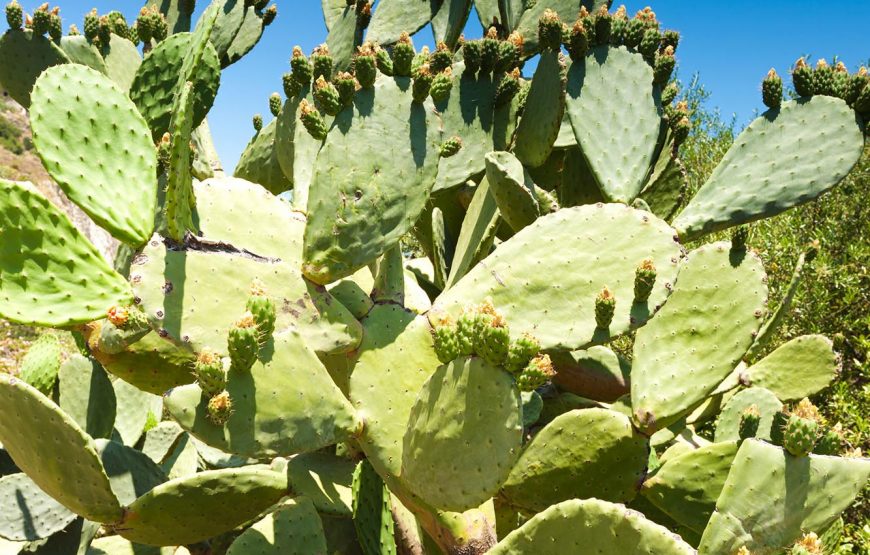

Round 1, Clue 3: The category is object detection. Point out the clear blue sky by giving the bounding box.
[8,1,869,170]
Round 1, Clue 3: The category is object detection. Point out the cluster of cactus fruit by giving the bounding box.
[0,0,868,553]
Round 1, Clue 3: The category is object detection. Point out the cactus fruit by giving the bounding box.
[811,58,834,96]
[290,46,313,85]
[783,398,821,457]
[31,3,51,35]
[738,405,761,440]
[814,424,843,455]
[762,68,783,109]
[439,135,462,158]
[432,319,460,364]
[5,0,22,29]
[392,32,414,76]
[480,27,499,74]
[281,72,300,98]
[477,311,510,367]
[246,280,277,339]
[299,99,328,140]
[594,287,616,329]
[846,66,867,107]
[661,81,679,105]
[268,92,282,117]
[638,27,661,61]
[251,113,263,131]
[353,43,377,88]
[262,4,276,26]
[661,29,680,50]
[624,16,646,48]
[633,259,657,303]
[516,354,555,392]
[792,57,813,97]
[653,45,675,86]
[429,41,453,73]
[732,225,749,251]
[593,5,612,45]
[314,76,342,115]
[672,115,691,146]
[566,20,590,61]
[311,44,333,81]
[47,10,61,41]
[609,5,628,45]
[106,305,148,331]
[228,313,260,373]
[207,391,233,425]
[374,45,393,75]
[505,333,541,375]
[194,349,227,397]
[789,532,822,555]
[429,68,453,102]
[538,9,563,52]
[462,39,481,74]
[411,64,433,103]
[494,68,521,107]
[334,71,357,107]
[455,311,476,356]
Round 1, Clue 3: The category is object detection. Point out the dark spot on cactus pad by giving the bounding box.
[156,310,164,318]
[133,296,141,305]
[354,189,363,201]
[163,281,173,294]
[132,254,148,265]
[131,274,142,284]
[158,329,169,338]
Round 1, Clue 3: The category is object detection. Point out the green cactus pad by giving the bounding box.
[88,536,175,555]
[209,0,247,63]
[500,408,648,513]
[445,177,500,288]
[432,0,471,48]
[631,242,768,433]
[352,459,397,555]
[94,440,167,506]
[227,498,327,555]
[514,0,608,56]
[161,435,199,480]
[489,498,696,554]
[57,355,116,440]
[325,3,363,73]
[130,32,221,138]
[90,329,196,395]
[485,151,540,232]
[431,204,682,351]
[0,473,76,541]
[141,421,185,464]
[513,51,566,168]
[639,146,687,221]
[434,64,518,192]
[234,118,292,194]
[551,346,631,402]
[565,46,662,203]
[302,74,442,284]
[18,333,61,396]
[349,304,442,481]
[744,335,838,401]
[287,452,354,517]
[275,92,326,210]
[401,356,522,511]
[0,374,122,523]
[118,466,288,546]
[112,379,161,447]
[223,5,266,67]
[698,440,870,554]
[30,65,157,246]
[165,81,196,241]
[0,30,69,108]
[641,441,739,533]
[366,0,440,45]
[59,35,108,74]
[100,34,141,93]
[165,331,361,459]
[713,387,783,443]
[673,97,865,241]
[327,268,376,319]
[131,233,361,357]
[145,0,193,34]
[0,180,133,326]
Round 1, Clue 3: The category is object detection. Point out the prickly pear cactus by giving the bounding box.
[0,1,867,553]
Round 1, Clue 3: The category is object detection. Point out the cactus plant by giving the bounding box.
[0,2,867,553]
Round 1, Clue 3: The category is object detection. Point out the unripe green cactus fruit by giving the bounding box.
[353,43,377,88]
[593,5,612,45]
[517,354,555,392]
[228,313,260,373]
[633,259,657,303]
[661,81,679,105]
[783,398,821,457]
[31,3,50,36]
[792,57,813,97]
[505,334,541,375]
[314,75,342,115]
[268,92,282,116]
[494,32,522,73]
[762,67,783,109]
[609,5,628,45]
[653,45,675,86]
[411,64,433,103]
[811,58,834,96]
[429,68,453,102]
[566,20,589,61]
[290,45,313,84]
[462,39,481,74]
[439,135,462,157]
[814,424,843,455]
[375,45,393,75]
[207,390,234,425]
[494,67,521,107]
[432,320,460,364]
[624,16,645,48]
[262,4,277,26]
[429,40,453,73]
[5,0,22,29]
[299,99,328,140]
[478,312,510,367]
[789,532,822,555]
[738,405,761,440]
[245,280,277,340]
[334,71,357,107]
[282,72,301,98]
[47,11,61,42]
[594,287,616,329]
[455,312,476,356]
[538,9,563,51]
[311,43,333,81]
[195,349,227,398]
[391,32,414,76]
[480,27,499,73]
[83,8,98,41]
[662,29,680,50]
[638,28,661,61]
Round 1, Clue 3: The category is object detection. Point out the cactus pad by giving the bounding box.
[631,242,768,433]
[698,440,870,554]
[744,335,838,401]
[445,177,500,288]
[0,374,122,523]
[165,331,361,459]
[57,355,116,440]
[514,1,608,56]
[513,51,566,168]
[500,408,648,512]
[58,35,108,74]
[0,473,76,541]
[0,180,132,326]
[0,30,69,108]
[130,32,221,138]
[227,498,327,555]
[366,0,440,45]
[485,151,540,232]
[431,204,682,351]
[302,74,442,284]
[18,333,61,396]
[673,97,864,240]
[352,459,397,555]
[489,498,696,554]
[349,305,442,482]
[565,46,662,203]
[118,466,288,546]
[714,387,783,443]
[641,441,739,533]
[287,452,354,517]
[100,34,142,93]
[401,356,522,511]
[234,118,292,194]
[95,439,166,506]
[30,65,157,245]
